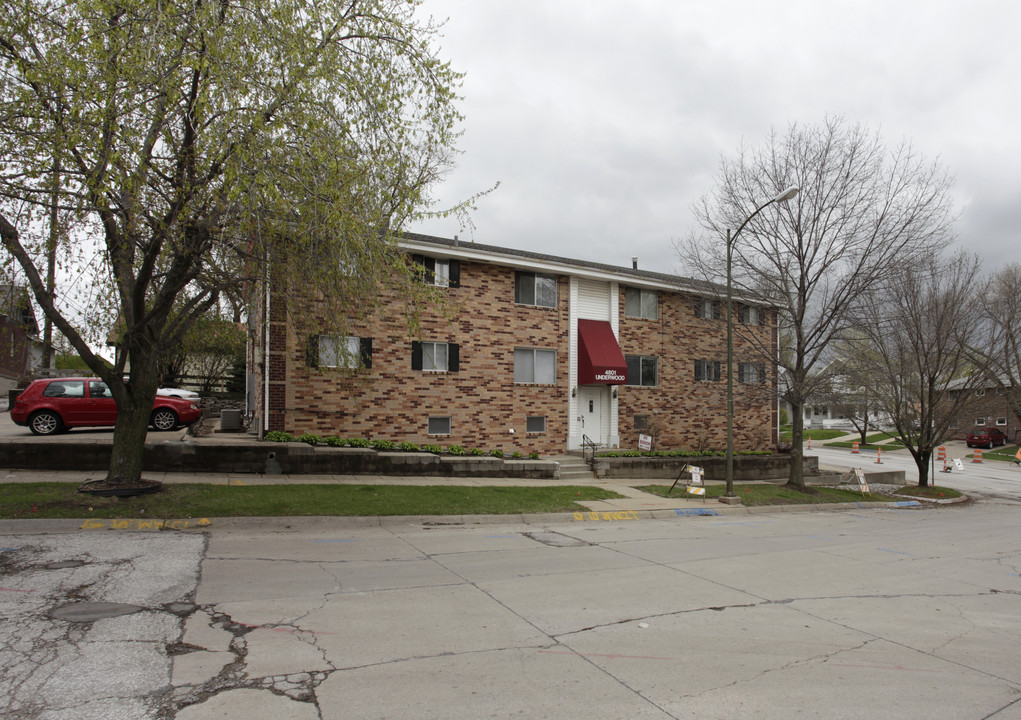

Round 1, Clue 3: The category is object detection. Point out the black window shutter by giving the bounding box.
[759,309,766,326]
[758,363,766,383]
[694,360,703,381]
[713,361,721,381]
[360,337,373,369]
[738,306,746,324]
[411,341,423,370]
[448,260,460,288]
[306,335,320,367]
[448,343,460,372]
[738,364,746,383]
[713,302,721,320]
[693,299,702,319]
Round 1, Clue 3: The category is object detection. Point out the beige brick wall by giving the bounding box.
[266,257,777,454]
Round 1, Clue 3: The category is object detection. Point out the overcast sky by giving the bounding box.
[409,0,1021,278]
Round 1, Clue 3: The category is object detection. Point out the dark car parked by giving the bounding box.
[965,427,1007,449]
[10,378,202,436]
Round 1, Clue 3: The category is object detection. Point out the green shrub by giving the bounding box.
[529,452,539,460]
[371,439,397,451]
[422,444,443,454]
[511,451,523,459]
[347,438,371,448]
[263,431,293,443]
[489,449,504,458]
[398,441,420,452]
[295,433,321,446]
[468,448,484,456]
[446,444,466,456]
[324,436,347,447]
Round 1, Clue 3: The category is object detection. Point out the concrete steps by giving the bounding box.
[550,454,597,481]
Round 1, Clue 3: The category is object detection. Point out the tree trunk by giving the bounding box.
[105,399,153,486]
[916,449,931,488]
[787,400,806,487]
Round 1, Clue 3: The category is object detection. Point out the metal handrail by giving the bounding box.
[581,434,598,467]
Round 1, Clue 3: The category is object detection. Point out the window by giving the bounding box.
[88,381,112,398]
[694,298,721,320]
[974,389,986,397]
[428,416,451,435]
[526,416,546,433]
[625,288,658,319]
[514,348,556,384]
[411,254,460,288]
[975,418,986,426]
[996,417,1007,426]
[694,359,721,382]
[738,362,767,384]
[412,341,460,372]
[307,335,372,369]
[634,414,650,432]
[515,271,557,308]
[625,355,658,386]
[739,305,765,325]
[43,380,85,398]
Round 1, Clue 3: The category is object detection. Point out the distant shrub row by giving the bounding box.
[597,449,772,458]
[261,432,539,460]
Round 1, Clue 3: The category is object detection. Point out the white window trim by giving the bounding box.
[526,416,547,434]
[514,348,557,384]
[422,341,449,372]
[319,335,361,369]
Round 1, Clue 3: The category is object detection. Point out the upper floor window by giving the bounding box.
[694,359,720,382]
[412,341,460,372]
[307,335,373,369]
[738,362,766,384]
[515,271,557,308]
[739,305,765,325]
[694,298,721,320]
[514,348,556,384]
[625,355,658,386]
[625,287,658,320]
[412,254,460,288]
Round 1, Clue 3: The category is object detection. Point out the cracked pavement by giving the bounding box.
[3,498,1021,719]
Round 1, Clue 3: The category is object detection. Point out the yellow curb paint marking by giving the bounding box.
[573,511,639,522]
[81,518,211,530]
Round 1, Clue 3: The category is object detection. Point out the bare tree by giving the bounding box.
[817,336,891,445]
[859,252,986,487]
[682,117,956,487]
[973,264,1021,437]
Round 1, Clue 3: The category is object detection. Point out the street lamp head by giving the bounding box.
[774,186,799,203]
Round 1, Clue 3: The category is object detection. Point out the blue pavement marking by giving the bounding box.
[1,548,20,552]
[878,548,912,556]
[674,509,720,517]
[892,501,922,507]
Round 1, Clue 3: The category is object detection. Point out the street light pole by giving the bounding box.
[723,186,799,502]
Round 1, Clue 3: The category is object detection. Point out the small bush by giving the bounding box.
[371,439,397,451]
[468,448,484,456]
[446,444,466,456]
[324,436,347,447]
[422,444,443,454]
[489,449,504,458]
[511,451,523,459]
[263,431,293,443]
[398,441,420,452]
[347,438,371,448]
[529,452,539,460]
[296,433,321,446]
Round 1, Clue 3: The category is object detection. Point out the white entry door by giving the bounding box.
[578,386,605,445]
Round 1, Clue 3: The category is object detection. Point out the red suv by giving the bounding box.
[965,427,1007,449]
[10,378,202,436]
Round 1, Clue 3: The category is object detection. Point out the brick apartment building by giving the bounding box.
[247,233,779,455]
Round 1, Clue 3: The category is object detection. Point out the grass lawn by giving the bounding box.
[638,483,902,506]
[0,483,624,520]
[779,428,847,441]
[975,445,1021,463]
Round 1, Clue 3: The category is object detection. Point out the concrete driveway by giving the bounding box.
[3,495,1021,719]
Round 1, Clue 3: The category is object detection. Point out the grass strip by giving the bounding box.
[0,483,624,520]
[638,483,901,506]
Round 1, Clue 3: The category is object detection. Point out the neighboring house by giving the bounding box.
[247,233,780,454]
[947,378,1020,443]
[0,285,45,395]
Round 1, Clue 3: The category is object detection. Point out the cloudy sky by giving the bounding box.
[409,0,1021,277]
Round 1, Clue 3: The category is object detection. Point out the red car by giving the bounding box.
[965,427,1007,449]
[10,378,202,436]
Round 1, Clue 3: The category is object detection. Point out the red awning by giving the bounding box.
[577,319,627,385]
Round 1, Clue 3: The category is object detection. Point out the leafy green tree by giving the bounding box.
[0,0,464,487]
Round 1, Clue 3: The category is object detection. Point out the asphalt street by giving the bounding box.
[3,491,1021,719]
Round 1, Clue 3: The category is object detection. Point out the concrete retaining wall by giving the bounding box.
[593,454,817,481]
[0,440,558,478]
